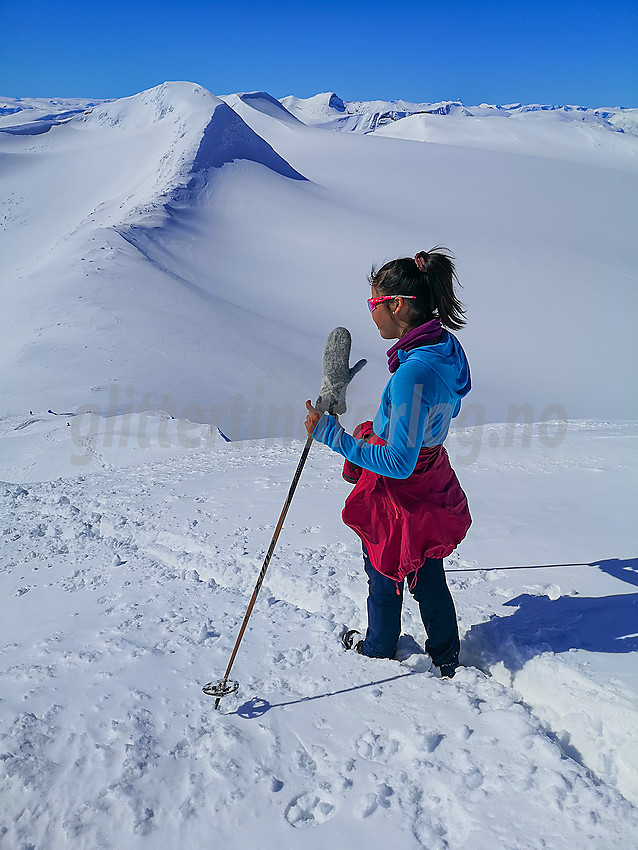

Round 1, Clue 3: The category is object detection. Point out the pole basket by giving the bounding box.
[202,679,239,699]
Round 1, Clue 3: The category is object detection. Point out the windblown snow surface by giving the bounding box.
[1,83,637,848]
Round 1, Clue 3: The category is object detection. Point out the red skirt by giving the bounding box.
[341,422,471,583]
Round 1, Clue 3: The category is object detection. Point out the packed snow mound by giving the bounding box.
[0,81,305,270]
[279,92,438,132]
[220,91,302,125]
[189,102,305,178]
[463,572,638,805]
[78,81,221,133]
[0,81,310,425]
[281,91,347,123]
[0,83,227,262]
[76,82,304,185]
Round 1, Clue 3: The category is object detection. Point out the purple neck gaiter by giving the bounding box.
[386,318,443,373]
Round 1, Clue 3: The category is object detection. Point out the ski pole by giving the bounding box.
[203,432,315,709]
[202,326,365,709]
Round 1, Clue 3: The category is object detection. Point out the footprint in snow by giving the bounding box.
[356,783,394,818]
[356,728,400,761]
[284,793,335,827]
[423,731,445,752]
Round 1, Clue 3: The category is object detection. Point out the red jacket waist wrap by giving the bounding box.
[341,421,471,582]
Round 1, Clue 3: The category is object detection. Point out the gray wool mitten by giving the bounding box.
[315,327,367,415]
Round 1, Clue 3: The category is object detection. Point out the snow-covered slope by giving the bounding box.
[0,83,313,435]
[228,89,638,427]
[1,80,638,847]
[281,91,349,124]
[1,414,637,848]
[2,82,636,437]
[373,107,638,165]
[280,92,638,163]
[0,95,111,133]
[220,90,302,125]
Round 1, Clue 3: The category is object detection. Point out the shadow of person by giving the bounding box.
[464,591,638,673]
[593,556,638,588]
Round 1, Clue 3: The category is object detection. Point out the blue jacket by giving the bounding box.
[313,330,471,479]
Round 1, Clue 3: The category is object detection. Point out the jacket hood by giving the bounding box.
[397,330,471,399]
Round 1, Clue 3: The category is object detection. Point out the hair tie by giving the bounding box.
[414,252,427,272]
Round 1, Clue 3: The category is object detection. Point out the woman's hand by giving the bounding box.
[305,400,322,438]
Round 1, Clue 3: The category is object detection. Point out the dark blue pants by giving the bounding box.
[361,544,460,666]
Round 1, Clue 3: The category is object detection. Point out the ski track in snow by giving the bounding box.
[1,433,637,849]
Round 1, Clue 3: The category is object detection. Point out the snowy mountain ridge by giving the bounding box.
[4,88,637,135]
[1,80,637,432]
[279,90,637,134]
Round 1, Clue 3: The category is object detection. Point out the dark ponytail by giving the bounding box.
[369,246,466,331]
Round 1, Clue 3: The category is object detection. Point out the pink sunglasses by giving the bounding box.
[367,294,416,313]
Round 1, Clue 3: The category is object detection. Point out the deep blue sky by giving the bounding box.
[1,0,636,106]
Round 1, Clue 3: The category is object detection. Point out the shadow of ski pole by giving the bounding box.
[226,670,422,718]
[448,562,593,573]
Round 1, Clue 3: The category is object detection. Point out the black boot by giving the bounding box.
[342,629,364,654]
[426,639,459,677]
[439,660,458,678]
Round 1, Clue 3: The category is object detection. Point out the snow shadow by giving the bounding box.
[0,110,84,135]
[465,588,638,673]
[190,102,306,180]
[235,92,302,125]
[0,119,59,135]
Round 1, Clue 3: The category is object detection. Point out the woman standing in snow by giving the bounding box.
[305,249,471,677]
